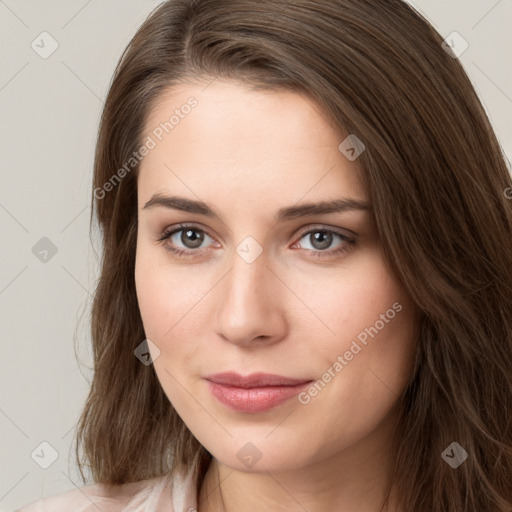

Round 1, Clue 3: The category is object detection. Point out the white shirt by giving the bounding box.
[17,467,198,512]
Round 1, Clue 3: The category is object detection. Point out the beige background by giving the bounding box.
[0,1,511,510]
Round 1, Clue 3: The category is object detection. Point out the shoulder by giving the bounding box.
[16,473,177,512]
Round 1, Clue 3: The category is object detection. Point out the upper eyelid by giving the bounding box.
[295,224,354,238]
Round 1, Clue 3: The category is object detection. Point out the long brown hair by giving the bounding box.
[75,1,512,510]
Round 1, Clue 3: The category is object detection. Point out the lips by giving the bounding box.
[204,371,311,388]
[204,372,313,413]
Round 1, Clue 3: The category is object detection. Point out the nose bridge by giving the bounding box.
[225,244,272,311]
[213,241,285,344]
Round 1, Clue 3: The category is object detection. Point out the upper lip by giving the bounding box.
[204,372,312,388]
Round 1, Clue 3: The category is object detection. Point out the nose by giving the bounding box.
[213,249,288,347]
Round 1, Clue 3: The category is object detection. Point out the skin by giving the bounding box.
[134,78,419,512]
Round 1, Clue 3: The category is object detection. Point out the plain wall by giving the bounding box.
[0,1,511,510]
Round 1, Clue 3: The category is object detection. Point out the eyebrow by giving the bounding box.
[143,194,371,222]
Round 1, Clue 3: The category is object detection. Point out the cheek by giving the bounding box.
[135,256,168,340]
[295,250,417,401]
[134,248,212,397]
[135,247,203,340]
[293,249,406,345]
[135,252,201,404]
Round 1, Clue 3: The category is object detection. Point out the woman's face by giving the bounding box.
[135,79,418,474]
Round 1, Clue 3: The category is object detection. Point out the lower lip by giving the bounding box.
[205,380,312,413]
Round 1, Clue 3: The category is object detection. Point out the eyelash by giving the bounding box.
[156,223,357,260]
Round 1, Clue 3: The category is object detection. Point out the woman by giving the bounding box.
[19,0,512,510]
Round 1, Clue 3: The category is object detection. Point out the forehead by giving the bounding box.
[143,79,343,149]
[138,79,367,207]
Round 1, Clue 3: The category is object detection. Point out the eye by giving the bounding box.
[292,227,356,258]
[157,224,357,260]
[157,224,215,258]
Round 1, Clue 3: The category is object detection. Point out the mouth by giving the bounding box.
[204,372,314,413]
